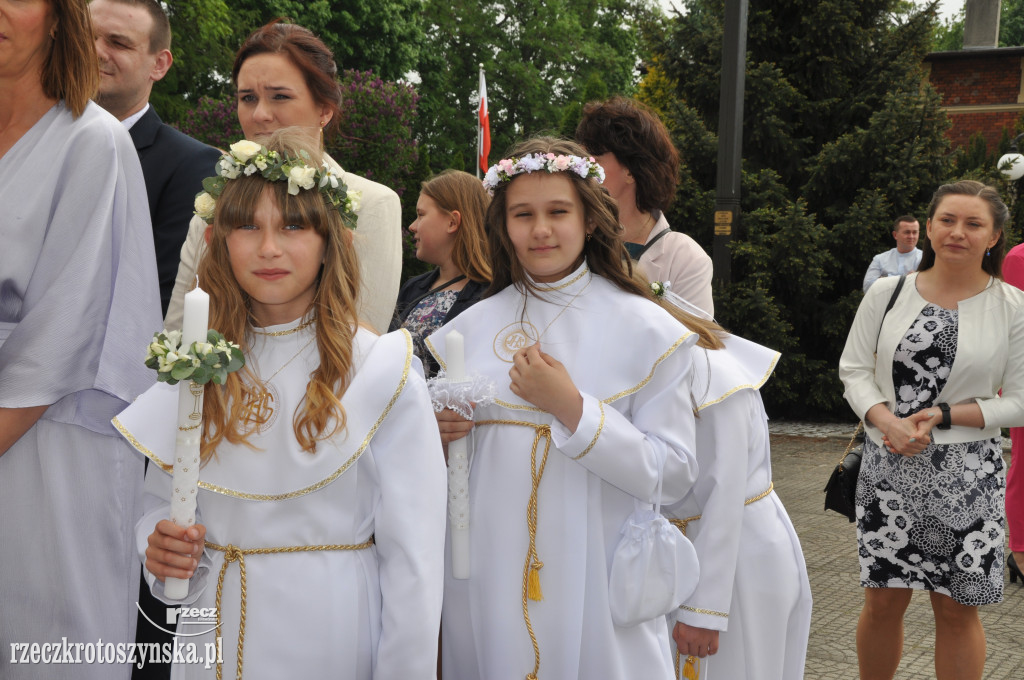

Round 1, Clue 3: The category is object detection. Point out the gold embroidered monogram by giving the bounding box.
[493,321,539,363]
[242,383,279,432]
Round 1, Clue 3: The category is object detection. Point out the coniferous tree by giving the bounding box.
[643,0,953,417]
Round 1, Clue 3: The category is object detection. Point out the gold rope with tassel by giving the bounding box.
[673,650,701,680]
[205,537,374,680]
[683,654,700,679]
[476,419,552,680]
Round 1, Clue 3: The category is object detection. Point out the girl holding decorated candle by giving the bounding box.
[389,169,491,377]
[428,137,700,680]
[117,129,447,679]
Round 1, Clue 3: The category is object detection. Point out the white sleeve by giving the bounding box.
[368,362,447,679]
[352,187,402,334]
[550,342,698,505]
[977,295,1024,428]
[164,214,207,332]
[839,281,891,419]
[863,254,884,293]
[134,463,213,605]
[671,392,756,631]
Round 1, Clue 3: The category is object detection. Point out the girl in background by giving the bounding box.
[662,330,812,680]
[390,170,490,376]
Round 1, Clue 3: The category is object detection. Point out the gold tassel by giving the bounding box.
[683,655,700,680]
[527,560,544,601]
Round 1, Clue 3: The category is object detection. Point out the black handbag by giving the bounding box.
[824,275,907,521]
[824,422,863,522]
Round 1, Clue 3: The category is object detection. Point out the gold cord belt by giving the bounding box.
[476,419,550,680]
[668,482,775,536]
[204,537,374,680]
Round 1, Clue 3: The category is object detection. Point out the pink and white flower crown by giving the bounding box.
[481,152,605,196]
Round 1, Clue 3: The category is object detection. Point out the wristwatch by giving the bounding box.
[936,402,951,430]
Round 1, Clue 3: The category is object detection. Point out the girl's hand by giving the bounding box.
[436,407,474,445]
[509,343,583,431]
[881,417,930,456]
[673,622,720,658]
[145,520,206,582]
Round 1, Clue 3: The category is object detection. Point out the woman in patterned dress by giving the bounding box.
[839,180,1024,680]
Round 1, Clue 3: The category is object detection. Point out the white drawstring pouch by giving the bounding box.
[608,449,699,627]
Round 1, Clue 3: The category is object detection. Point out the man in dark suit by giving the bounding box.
[89,3,220,678]
[91,0,221,316]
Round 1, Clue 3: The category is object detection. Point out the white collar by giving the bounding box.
[121,103,150,130]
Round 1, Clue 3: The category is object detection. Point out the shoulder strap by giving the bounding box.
[624,227,672,262]
[875,274,906,353]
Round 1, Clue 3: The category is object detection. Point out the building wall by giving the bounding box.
[924,49,1024,151]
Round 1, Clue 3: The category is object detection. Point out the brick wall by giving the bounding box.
[924,47,1024,152]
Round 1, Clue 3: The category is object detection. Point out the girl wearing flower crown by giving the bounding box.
[428,137,701,680]
[121,128,447,679]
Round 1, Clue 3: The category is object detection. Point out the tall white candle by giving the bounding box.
[446,330,471,579]
[165,286,209,600]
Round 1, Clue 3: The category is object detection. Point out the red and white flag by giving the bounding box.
[478,66,490,176]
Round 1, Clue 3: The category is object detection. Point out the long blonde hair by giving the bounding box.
[420,170,491,283]
[197,129,360,461]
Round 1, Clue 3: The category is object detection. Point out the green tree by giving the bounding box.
[415,0,657,174]
[643,0,953,418]
[928,0,1024,50]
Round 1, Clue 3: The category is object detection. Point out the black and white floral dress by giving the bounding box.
[856,304,1005,605]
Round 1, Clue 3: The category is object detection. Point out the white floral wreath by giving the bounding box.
[481,152,605,196]
[145,329,245,385]
[193,139,361,228]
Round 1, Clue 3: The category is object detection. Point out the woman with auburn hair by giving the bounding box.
[576,96,714,316]
[167,19,403,335]
[390,169,491,376]
[840,180,1024,680]
[123,129,446,679]
[0,0,161,677]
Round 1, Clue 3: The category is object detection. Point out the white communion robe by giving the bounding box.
[114,323,447,679]
[427,263,700,680]
[663,335,812,680]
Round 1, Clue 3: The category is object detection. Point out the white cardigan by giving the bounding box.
[839,272,1024,445]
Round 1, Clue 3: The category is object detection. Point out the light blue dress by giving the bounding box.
[0,101,161,679]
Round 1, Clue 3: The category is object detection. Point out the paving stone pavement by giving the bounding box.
[766,422,1024,679]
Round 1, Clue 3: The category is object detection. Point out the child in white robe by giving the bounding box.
[663,332,812,680]
[428,137,703,680]
[117,129,447,679]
